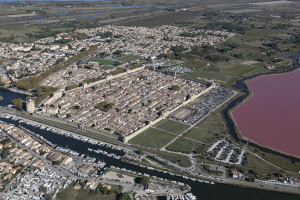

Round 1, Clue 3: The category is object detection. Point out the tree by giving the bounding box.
[36,87,43,97]
[100,186,108,194]
[147,56,153,63]
[113,50,123,57]
[0,139,10,145]
[55,58,65,64]
[44,193,52,200]
[7,69,14,75]
[12,98,23,110]
[114,61,122,66]
[0,59,3,65]
[170,85,180,91]
[118,192,131,200]
[135,176,149,185]
[40,186,47,193]
[1,148,11,159]
[107,189,114,195]
[141,176,150,185]
[137,149,143,155]
[95,102,114,112]
[52,160,61,165]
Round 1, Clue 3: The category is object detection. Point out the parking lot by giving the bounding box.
[170,87,236,125]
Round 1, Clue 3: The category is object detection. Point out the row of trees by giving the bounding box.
[12,98,23,111]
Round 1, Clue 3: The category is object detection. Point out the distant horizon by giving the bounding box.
[0,0,109,2]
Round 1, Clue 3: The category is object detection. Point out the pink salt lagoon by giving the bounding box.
[233,69,300,158]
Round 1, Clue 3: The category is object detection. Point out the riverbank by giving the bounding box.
[0,86,33,96]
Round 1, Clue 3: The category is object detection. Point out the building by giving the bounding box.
[101,184,111,190]
[78,164,94,176]
[26,99,35,114]
[42,105,59,115]
[86,180,99,190]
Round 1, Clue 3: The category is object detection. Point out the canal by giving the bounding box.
[0,88,27,107]
[0,88,299,199]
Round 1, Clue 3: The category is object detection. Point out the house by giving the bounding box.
[61,156,73,165]
[232,169,244,179]
[86,180,98,190]
[101,184,111,190]
[232,169,239,179]
[3,173,12,180]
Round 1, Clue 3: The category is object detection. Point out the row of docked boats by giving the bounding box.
[167,193,197,200]
[1,115,129,154]
[1,115,215,188]
[87,147,122,159]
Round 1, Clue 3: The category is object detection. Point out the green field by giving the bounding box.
[185,69,232,82]
[116,54,140,62]
[184,112,226,143]
[229,65,261,77]
[56,187,117,200]
[167,138,201,154]
[129,127,177,149]
[184,59,207,69]
[145,148,192,168]
[84,58,114,65]
[247,145,300,173]
[184,128,217,143]
[154,120,190,135]
[238,29,275,42]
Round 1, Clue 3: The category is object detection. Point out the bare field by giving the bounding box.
[250,1,294,6]
[116,11,197,27]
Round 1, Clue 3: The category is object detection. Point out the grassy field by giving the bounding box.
[185,69,232,82]
[83,58,114,65]
[129,127,177,149]
[242,153,282,175]
[56,187,117,200]
[116,54,139,62]
[184,128,217,143]
[184,59,207,70]
[228,65,261,77]
[167,138,203,154]
[184,112,226,143]
[247,145,300,173]
[238,29,275,42]
[145,148,192,168]
[154,120,190,135]
[116,11,197,27]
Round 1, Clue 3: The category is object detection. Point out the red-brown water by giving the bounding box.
[233,69,300,157]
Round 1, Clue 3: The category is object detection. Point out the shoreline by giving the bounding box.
[224,52,300,162]
[0,86,33,96]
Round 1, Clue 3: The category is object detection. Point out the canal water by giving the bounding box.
[0,88,27,107]
[0,89,299,199]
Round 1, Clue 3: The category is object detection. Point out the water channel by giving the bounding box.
[0,89,299,199]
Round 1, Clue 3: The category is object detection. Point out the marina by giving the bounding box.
[0,113,299,199]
